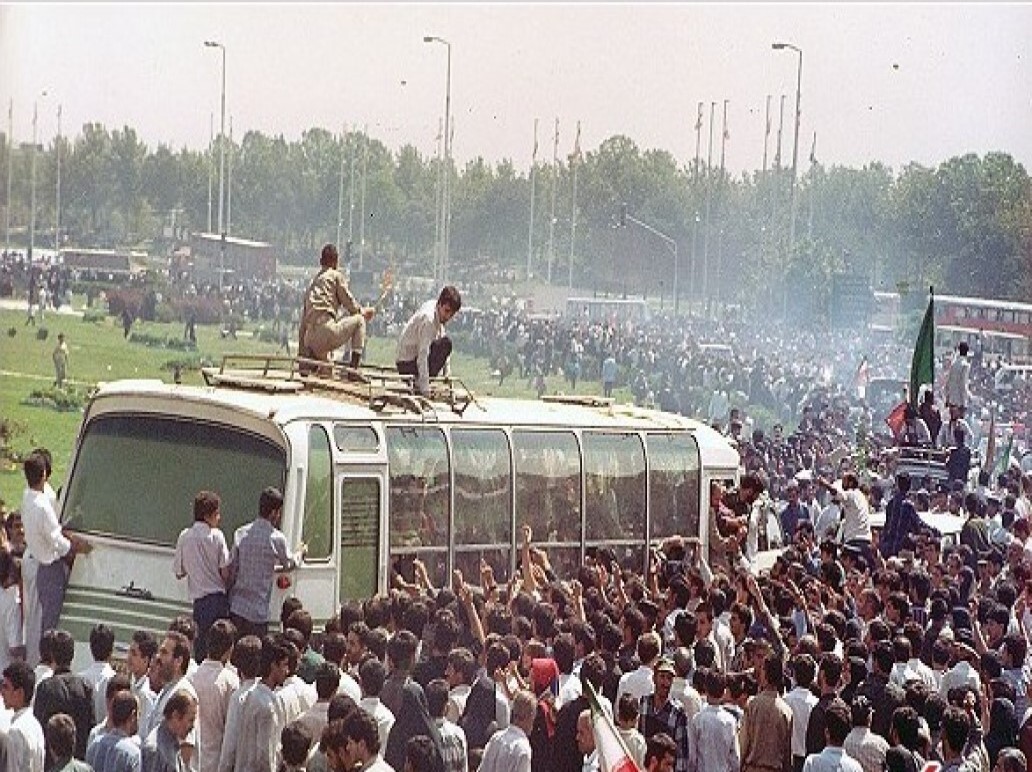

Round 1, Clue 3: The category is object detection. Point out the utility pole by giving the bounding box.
[359,125,368,271]
[527,118,538,282]
[4,100,11,256]
[336,124,346,248]
[701,101,715,314]
[568,120,581,291]
[29,101,37,262]
[55,104,61,253]
[227,116,233,236]
[207,113,213,233]
[547,117,559,284]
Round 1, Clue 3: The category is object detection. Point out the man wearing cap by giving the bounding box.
[298,243,376,373]
[637,657,689,772]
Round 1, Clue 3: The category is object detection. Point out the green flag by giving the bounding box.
[910,292,935,405]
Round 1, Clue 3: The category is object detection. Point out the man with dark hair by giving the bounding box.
[785,654,818,771]
[801,697,861,772]
[20,452,92,665]
[79,622,116,724]
[189,617,238,772]
[128,629,159,741]
[843,696,888,772]
[286,607,326,685]
[279,721,313,772]
[45,712,90,772]
[142,630,197,741]
[396,285,463,396]
[142,690,198,772]
[358,655,396,751]
[228,486,305,638]
[689,669,739,772]
[218,634,262,772]
[644,732,678,772]
[4,660,45,770]
[806,653,843,757]
[427,678,468,772]
[381,629,420,717]
[87,689,142,771]
[299,242,376,370]
[855,641,906,741]
[234,635,294,772]
[881,474,932,559]
[740,652,792,772]
[173,490,232,664]
[296,661,340,749]
[33,629,95,762]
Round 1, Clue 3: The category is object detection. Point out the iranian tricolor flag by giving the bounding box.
[585,681,641,772]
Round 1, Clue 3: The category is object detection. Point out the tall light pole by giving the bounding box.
[55,104,61,253]
[204,40,227,292]
[6,100,12,256]
[29,98,39,262]
[772,41,802,269]
[622,209,679,315]
[424,35,451,282]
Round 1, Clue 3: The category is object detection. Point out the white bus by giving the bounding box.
[56,356,739,665]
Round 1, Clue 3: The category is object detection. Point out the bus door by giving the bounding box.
[337,467,387,602]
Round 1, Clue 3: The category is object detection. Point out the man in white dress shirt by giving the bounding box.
[189,619,239,772]
[3,660,46,772]
[395,285,462,396]
[478,689,535,772]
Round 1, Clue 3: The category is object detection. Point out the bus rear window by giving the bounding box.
[62,414,286,546]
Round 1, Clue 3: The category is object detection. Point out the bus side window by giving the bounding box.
[646,433,701,541]
[302,426,333,560]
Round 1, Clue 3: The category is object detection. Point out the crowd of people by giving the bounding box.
[3,246,1032,772]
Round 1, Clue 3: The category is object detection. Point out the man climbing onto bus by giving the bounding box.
[298,244,376,377]
[395,286,462,396]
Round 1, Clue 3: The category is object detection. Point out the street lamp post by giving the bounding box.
[424,35,451,282]
[772,41,802,270]
[29,99,38,262]
[204,40,227,293]
[623,209,679,315]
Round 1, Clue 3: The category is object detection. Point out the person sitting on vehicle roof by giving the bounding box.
[298,243,376,376]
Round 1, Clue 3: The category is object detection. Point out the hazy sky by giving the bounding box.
[2,2,1030,177]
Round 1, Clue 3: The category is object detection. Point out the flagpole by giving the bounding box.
[4,99,11,256]
[807,131,816,241]
[701,101,715,315]
[527,118,538,283]
[227,115,233,237]
[715,99,728,314]
[547,117,559,285]
[568,120,580,291]
[693,101,703,309]
[762,94,771,175]
[433,118,442,281]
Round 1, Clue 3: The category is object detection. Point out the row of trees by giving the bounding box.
[3,123,1030,307]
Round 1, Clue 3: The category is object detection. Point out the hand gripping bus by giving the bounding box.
[56,355,740,668]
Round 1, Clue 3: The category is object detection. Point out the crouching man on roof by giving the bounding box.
[299,243,376,373]
[396,286,461,396]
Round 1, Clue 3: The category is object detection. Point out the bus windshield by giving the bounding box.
[62,414,286,546]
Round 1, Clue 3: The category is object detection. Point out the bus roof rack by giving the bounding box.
[540,394,615,408]
[200,354,476,416]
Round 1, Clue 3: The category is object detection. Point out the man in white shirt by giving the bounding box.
[234,636,292,772]
[617,632,661,704]
[217,635,262,772]
[785,655,819,771]
[79,623,117,724]
[800,697,862,772]
[395,285,462,396]
[688,669,740,772]
[3,660,46,772]
[173,490,232,665]
[189,619,239,772]
[478,689,535,772]
[20,452,92,665]
[945,342,972,413]
[358,657,395,752]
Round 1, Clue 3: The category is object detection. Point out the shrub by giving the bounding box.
[81,309,107,324]
[36,327,49,341]
[23,386,90,412]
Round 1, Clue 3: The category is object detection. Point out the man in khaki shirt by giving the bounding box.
[740,651,794,772]
[299,243,375,371]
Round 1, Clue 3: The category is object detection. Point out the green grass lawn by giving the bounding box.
[0,305,616,508]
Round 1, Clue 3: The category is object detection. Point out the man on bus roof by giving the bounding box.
[395,286,462,397]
